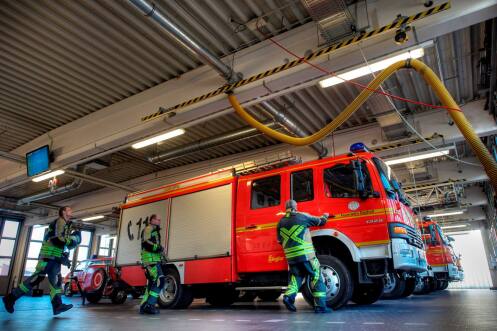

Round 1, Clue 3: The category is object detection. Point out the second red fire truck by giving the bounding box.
[416,218,464,293]
[115,143,427,309]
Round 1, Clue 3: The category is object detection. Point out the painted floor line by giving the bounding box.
[235,320,251,322]
[211,319,225,322]
[363,322,385,325]
[264,319,286,322]
[326,321,346,324]
[404,322,429,326]
[293,320,310,323]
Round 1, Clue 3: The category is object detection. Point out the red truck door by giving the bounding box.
[315,159,389,246]
[236,172,289,272]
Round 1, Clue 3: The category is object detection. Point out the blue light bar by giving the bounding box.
[350,142,368,153]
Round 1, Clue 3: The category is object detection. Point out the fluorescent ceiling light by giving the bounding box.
[428,211,464,218]
[441,224,468,229]
[32,170,65,182]
[319,47,425,88]
[82,215,105,221]
[132,128,185,149]
[384,149,450,166]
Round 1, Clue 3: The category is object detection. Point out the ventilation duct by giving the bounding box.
[301,0,355,44]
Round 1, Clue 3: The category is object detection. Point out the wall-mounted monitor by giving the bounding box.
[26,145,50,177]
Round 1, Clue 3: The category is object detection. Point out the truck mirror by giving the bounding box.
[351,160,368,200]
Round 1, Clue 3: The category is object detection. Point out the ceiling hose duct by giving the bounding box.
[228,58,497,190]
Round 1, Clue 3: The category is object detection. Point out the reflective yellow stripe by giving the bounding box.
[355,240,390,247]
[236,208,393,233]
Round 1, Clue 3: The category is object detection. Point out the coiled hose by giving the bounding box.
[228,58,497,189]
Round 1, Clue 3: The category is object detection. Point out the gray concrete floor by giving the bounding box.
[1,290,496,331]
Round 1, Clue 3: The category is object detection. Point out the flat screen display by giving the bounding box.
[26,145,50,177]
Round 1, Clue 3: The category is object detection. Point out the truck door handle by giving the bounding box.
[246,224,257,229]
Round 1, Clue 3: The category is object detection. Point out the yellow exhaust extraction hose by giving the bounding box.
[228,58,497,189]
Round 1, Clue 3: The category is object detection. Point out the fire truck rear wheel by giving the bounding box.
[158,268,194,309]
[400,278,416,297]
[302,255,354,310]
[351,279,384,305]
[381,273,406,299]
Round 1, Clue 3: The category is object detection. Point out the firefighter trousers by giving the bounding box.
[284,257,327,308]
[141,263,166,307]
[11,259,64,307]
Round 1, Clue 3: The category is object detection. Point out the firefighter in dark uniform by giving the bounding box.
[277,200,330,313]
[3,206,81,315]
[140,214,166,314]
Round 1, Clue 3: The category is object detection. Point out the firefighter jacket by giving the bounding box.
[277,211,327,264]
[39,218,79,260]
[141,224,163,265]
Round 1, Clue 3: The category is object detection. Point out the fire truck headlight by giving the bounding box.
[393,226,408,235]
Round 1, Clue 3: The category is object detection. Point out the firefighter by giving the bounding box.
[277,199,330,313]
[140,214,166,315]
[2,206,81,315]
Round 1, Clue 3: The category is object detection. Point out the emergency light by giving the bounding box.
[350,142,368,153]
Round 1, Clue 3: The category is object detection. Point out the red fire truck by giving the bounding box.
[416,219,463,293]
[115,143,427,310]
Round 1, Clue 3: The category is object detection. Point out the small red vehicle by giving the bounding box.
[63,257,146,304]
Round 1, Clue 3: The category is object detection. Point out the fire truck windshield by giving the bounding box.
[372,157,409,205]
[323,161,372,198]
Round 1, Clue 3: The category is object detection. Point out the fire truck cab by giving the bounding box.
[115,143,427,310]
[417,219,462,292]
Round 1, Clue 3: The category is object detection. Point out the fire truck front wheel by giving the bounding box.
[158,268,194,309]
[302,255,354,310]
[400,278,416,297]
[351,279,384,305]
[381,273,406,300]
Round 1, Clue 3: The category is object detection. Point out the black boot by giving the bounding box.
[282,295,297,312]
[2,294,16,314]
[52,296,73,315]
[141,304,160,315]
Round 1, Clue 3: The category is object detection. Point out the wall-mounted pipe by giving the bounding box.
[258,101,328,158]
[128,0,241,83]
[149,121,280,164]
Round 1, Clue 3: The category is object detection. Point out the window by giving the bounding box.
[323,162,372,198]
[98,235,116,257]
[291,169,314,202]
[76,230,93,263]
[24,225,47,276]
[251,175,281,209]
[1,219,20,276]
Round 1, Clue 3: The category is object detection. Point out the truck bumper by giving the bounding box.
[431,265,448,273]
[391,238,427,272]
[418,268,434,278]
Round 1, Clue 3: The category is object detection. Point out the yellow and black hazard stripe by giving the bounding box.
[370,134,443,153]
[141,2,451,122]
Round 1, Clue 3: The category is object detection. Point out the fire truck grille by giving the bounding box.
[406,227,424,249]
